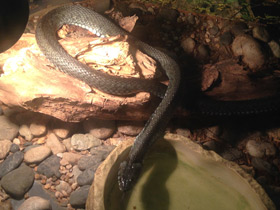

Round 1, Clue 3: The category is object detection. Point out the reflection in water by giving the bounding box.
[120,139,178,210]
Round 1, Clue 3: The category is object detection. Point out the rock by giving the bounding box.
[251,157,279,176]
[83,118,116,139]
[18,196,51,210]
[232,34,265,69]
[77,155,103,171]
[24,146,52,164]
[261,142,276,156]
[219,31,232,45]
[61,152,82,165]
[117,121,144,136]
[71,134,101,151]
[23,144,40,153]
[209,26,219,36]
[12,138,21,145]
[0,151,24,178]
[175,128,191,138]
[90,0,110,13]
[10,143,20,153]
[268,40,280,58]
[0,116,19,140]
[196,44,209,60]
[55,181,72,195]
[37,155,61,178]
[77,166,96,186]
[187,14,195,24]
[1,164,34,199]
[69,185,90,208]
[19,124,33,141]
[181,37,196,54]
[0,199,12,210]
[62,138,72,151]
[246,140,276,158]
[246,140,264,158]
[72,165,83,182]
[46,133,66,154]
[0,140,12,159]
[157,8,179,22]
[52,120,77,139]
[30,122,47,137]
[203,140,218,152]
[230,21,248,36]
[252,26,270,42]
[89,145,116,158]
[221,148,243,161]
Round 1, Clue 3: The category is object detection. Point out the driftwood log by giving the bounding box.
[0,23,279,122]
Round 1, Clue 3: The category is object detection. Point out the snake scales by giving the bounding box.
[36,5,280,191]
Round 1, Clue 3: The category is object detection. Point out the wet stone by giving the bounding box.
[0,151,24,178]
[77,155,103,171]
[1,164,34,199]
[83,118,116,139]
[69,185,90,209]
[18,196,51,210]
[10,143,20,153]
[37,155,61,178]
[0,139,12,159]
[0,116,19,140]
[77,166,96,186]
[71,134,101,151]
[90,145,116,158]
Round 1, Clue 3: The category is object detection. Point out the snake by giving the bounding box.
[35,5,280,192]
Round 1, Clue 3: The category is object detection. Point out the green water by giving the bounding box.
[104,140,266,210]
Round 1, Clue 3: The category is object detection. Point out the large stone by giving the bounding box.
[77,166,96,186]
[83,118,116,139]
[61,152,82,165]
[77,155,103,171]
[18,196,51,210]
[0,116,19,140]
[71,134,101,151]
[45,133,66,154]
[69,185,90,208]
[24,145,52,164]
[37,155,61,178]
[1,164,34,199]
[0,151,24,178]
[0,139,12,159]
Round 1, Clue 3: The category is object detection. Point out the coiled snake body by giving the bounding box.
[36,5,180,191]
[36,5,280,191]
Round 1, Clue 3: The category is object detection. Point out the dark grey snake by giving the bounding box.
[36,5,280,191]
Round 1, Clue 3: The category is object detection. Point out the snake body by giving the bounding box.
[36,5,280,191]
[36,5,180,191]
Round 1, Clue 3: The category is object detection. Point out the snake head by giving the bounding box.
[118,161,142,192]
